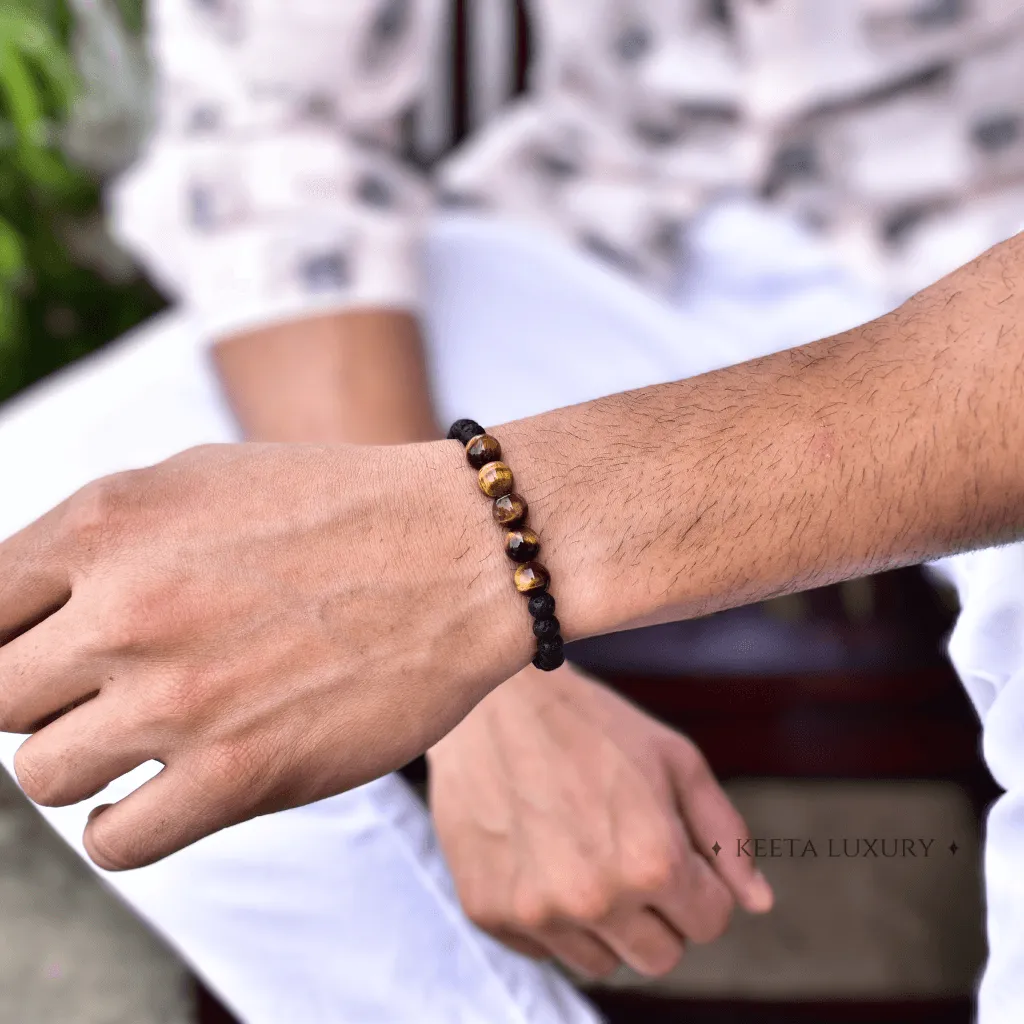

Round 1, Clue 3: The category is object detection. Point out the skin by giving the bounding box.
[213,310,441,446]
[428,665,766,979]
[0,229,1021,890]
[214,308,771,977]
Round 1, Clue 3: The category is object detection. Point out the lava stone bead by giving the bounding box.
[533,616,560,640]
[533,644,565,671]
[536,635,564,659]
[448,419,485,445]
[527,592,556,619]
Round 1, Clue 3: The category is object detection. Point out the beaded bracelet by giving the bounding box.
[448,418,565,672]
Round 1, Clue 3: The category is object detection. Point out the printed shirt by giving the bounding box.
[111,0,1024,343]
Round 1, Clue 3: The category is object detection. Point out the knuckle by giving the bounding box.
[510,891,555,932]
[559,874,615,924]
[201,740,266,797]
[165,444,227,485]
[61,475,131,551]
[624,843,678,894]
[147,669,208,722]
[71,613,117,662]
[99,578,189,656]
[461,893,501,932]
[173,442,219,465]
[96,610,148,657]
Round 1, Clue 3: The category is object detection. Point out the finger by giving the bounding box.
[654,842,736,944]
[482,927,551,961]
[0,509,72,644]
[531,923,621,981]
[664,737,774,914]
[0,606,101,734]
[13,692,151,808]
[591,906,685,977]
[82,757,247,871]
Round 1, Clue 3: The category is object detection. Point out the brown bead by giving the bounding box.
[505,528,540,564]
[465,433,502,470]
[493,493,528,528]
[478,461,514,498]
[514,561,550,593]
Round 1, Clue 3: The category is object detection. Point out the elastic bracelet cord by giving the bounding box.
[447,419,565,672]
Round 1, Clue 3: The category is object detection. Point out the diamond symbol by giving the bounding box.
[950,842,959,855]
[712,842,722,856]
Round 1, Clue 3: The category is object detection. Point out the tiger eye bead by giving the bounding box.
[514,561,550,593]
[478,461,514,498]
[505,528,540,564]
[492,493,528,528]
[465,434,502,470]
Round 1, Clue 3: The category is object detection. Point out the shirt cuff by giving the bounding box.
[182,212,424,344]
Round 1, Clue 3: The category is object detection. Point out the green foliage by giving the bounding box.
[0,0,164,404]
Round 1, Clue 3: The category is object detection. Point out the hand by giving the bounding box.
[427,663,773,980]
[0,441,534,870]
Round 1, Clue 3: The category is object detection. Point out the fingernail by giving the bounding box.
[745,871,774,913]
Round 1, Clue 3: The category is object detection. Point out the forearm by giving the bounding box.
[491,232,1024,643]
[213,310,441,445]
[14,231,1024,874]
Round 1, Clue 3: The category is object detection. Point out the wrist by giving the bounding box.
[420,408,625,700]
[481,411,645,643]
[410,435,538,685]
[426,660,583,767]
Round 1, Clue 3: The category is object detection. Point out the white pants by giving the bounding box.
[0,202,1017,1022]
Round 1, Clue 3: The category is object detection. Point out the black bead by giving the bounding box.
[537,635,564,659]
[533,647,565,672]
[448,419,485,445]
[527,592,556,620]
[533,616,560,640]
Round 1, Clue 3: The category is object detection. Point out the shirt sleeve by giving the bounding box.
[108,0,440,344]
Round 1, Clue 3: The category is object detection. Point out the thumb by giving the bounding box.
[662,736,774,915]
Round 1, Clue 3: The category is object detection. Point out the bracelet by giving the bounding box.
[448,418,565,672]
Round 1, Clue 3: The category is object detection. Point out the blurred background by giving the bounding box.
[0,1,1016,1022]
[0,0,163,406]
